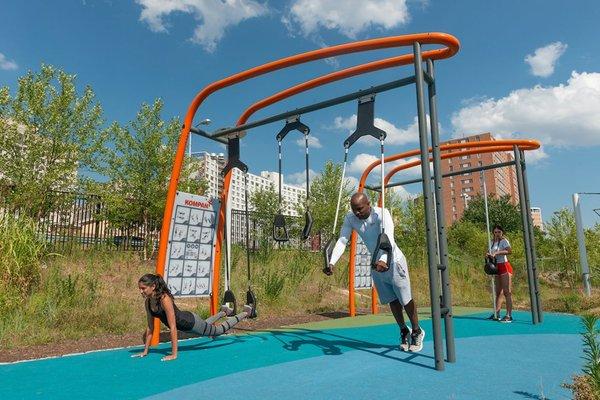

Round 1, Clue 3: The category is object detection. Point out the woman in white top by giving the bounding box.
[487,225,513,323]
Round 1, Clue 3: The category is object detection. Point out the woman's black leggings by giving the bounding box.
[189,310,247,337]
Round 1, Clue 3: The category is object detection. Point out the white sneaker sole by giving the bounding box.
[409,329,425,352]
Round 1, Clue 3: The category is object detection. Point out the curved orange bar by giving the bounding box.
[238,49,450,125]
[154,34,460,341]
[347,139,540,316]
[186,33,461,317]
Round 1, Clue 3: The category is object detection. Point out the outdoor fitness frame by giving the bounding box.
[352,139,543,367]
[155,33,468,370]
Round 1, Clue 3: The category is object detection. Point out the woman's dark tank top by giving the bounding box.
[147,297,195,331]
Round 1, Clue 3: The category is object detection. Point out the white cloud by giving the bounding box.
[334,115,425,146]
[295,135,322,148]
[284,0,410,38]
[525,42,567,78]
[348,153,379,174]
[523,147,549,164]
[451,71,600,148]
[286,168,318,188]
[0,53,17,70]
[345,175,359,191]
[136,0,268,52]
[389,185,415,201]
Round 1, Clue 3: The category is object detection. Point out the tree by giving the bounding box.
[461,194,522,232]
[545,208,579,288]
[395,196,427,268]
[308,161,353,241]
[250,183,283,239]
[0,65,105,218]
[93,99,205,258]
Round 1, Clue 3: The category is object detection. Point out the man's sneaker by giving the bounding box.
[486,313,499,321]
[400,326,411,351]
[499,315,513,323]
[409,328,425,352]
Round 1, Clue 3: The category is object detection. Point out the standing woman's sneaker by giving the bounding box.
[400,326,411,351]
[409,328,425,352]
[486,313,499,321]
[499,315,513,323]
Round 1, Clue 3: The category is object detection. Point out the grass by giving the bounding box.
[1,237,600,350]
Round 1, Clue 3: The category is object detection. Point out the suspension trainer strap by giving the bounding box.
[244,171,251,285]
[332,147,349,236]
[278,139,283,208]
[305,133,310,205]
[224,195,231,290]
[380,137,385,233]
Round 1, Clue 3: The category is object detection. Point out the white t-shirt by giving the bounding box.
[490,238,510,263]
[329,206,404,267]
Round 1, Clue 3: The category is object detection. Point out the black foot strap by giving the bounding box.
[246,289,258,319]
[222,290,237,315]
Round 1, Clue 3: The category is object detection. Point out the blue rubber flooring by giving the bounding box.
[0,311,584,400]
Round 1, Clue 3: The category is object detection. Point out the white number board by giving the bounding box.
[165,192,219,298]
[354,236,372,290]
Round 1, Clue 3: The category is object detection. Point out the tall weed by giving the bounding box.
[0,214,46,294]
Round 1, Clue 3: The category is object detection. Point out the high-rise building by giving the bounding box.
[192,152,306,215]
[440,133,518,226]
[530,207,544,232]
[192,152,226,199]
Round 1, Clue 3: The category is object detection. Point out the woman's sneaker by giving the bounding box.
[409,328,425,352]
[220,305,234,316]
[486,313,499,321]
[400,326,411,351]
[499,315,513,323]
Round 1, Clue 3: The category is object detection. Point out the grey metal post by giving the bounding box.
[519,150,543,322]
[573,193,592,296]
[426,59,455,363]
[514,147,539,324]
[414,43,444,371]
[483,174,498,318]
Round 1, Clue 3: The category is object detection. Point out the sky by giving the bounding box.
[1,0,600,227]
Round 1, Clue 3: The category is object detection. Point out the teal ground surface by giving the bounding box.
[0,311,584,399]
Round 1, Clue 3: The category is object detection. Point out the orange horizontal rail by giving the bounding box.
[155,33,460,343]
[201,33,460,316]
[347,139,540,316]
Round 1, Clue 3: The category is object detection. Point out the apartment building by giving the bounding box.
[192,152,306,215]
[441,133,518,226]
[530,207,544,232]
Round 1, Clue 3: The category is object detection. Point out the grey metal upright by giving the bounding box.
[514,146,539,324]
[519,150,543,322]
[414,42,444,371]
[426,59,455,363]
[573,192,592,296]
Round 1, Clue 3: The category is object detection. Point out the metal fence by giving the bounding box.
[0,191,320,254]
[230,209,321,251]
[0,191,160,254]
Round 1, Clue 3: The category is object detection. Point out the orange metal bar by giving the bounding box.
[204,33,460,318]
[349,139,541,316]
[226,36,459,318]
[153,33,460,345]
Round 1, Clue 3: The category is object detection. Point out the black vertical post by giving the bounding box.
[519,150,543,322]
[414,42,444,371]
[514,146,539,324]
[427,59,455,363]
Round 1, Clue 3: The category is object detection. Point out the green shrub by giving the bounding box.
[581,314,600,394]
[0,214,46,295]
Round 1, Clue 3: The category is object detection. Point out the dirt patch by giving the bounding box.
[0,312,341,363]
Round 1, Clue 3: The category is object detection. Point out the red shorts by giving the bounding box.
[496,261,513,275]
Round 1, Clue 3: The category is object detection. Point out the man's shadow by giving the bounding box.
[264,327,438,371]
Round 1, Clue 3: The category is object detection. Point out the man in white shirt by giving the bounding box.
[325,193,424,352]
